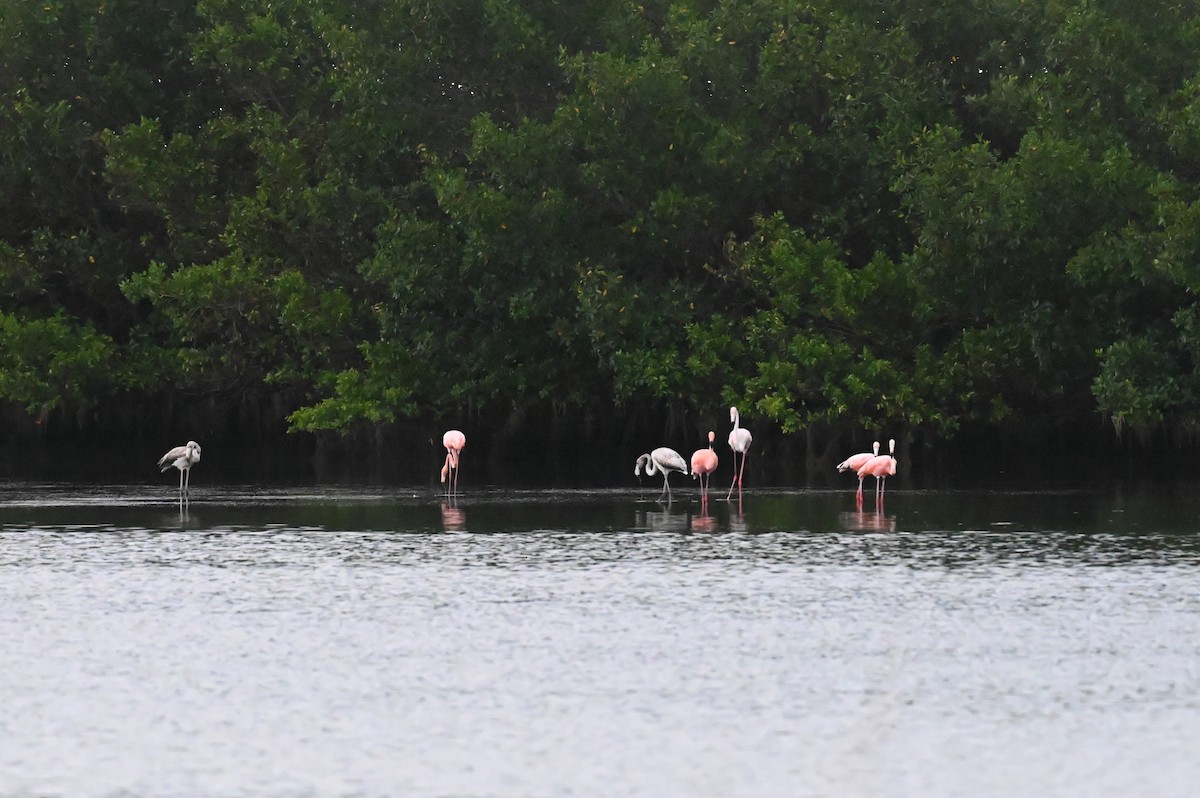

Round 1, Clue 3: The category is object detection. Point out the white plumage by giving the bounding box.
[635,447,688,501]
[159,440,202,495]
[726,407,752,499]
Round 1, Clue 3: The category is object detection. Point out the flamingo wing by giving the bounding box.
[652,447,688,474]
[837,452,873,473]
[443,430,465,450]
[158,445,188,471]
[857,455,890,478]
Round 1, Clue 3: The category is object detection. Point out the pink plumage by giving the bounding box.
[857,438,897,503]
[691,431,719,501]
[838,440,879,505]
[441,429,466,493]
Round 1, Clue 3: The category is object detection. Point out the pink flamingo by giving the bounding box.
[857,438,897,503]
[635,447,688,501]
[837,440,879,505]
[440,430,466,493]
[726,406,752,499]
[690,431,719,502]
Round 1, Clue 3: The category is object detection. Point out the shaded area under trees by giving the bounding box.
[3,0,1200,483]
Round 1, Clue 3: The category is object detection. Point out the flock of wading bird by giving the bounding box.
[632,407,898,508]
[156,407,898,507]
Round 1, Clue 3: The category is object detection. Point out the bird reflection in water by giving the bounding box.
[839,508,897,532]
[690,501,717,533]
[440,502,466,531]
[728,493,749,534]
[635,506,691,533]
[162,497,193,531]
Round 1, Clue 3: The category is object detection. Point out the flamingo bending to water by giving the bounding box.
[838,440,880,505]
[158,440,202,496]
[726,406,752,500]
[441,430,466,493]
[635,447,688,501]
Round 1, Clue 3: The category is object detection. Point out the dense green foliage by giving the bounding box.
[4,0,1200,470]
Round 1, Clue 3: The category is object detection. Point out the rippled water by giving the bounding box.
[2,482,1198,797]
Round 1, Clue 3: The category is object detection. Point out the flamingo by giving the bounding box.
[726,406,752,499]
[158,440,201,496]
[857,438,897,503]
[441,430,466,494]
[690,431,719,502]
[635,447,688,501]
[838,440,880,505]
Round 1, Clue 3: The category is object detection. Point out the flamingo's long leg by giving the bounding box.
[726,452,745,500]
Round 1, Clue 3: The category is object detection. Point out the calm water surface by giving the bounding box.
[1,481,1198,797]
